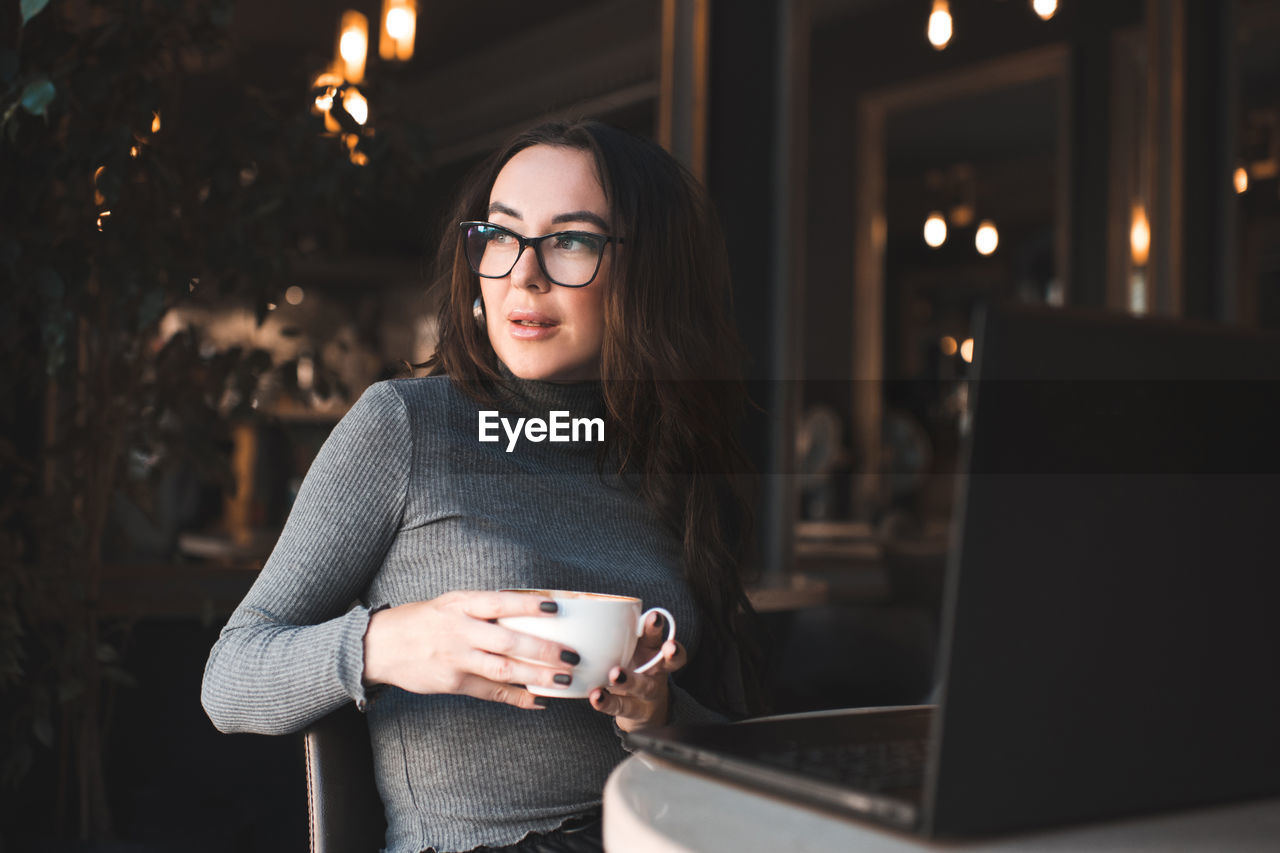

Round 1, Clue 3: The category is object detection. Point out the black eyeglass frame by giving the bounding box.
[458,220,624,288]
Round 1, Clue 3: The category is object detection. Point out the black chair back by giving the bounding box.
[304,703,387,853]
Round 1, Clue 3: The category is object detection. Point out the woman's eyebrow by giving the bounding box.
[550,210,609,231]
[487,203,609,232]
[487,202,521,219]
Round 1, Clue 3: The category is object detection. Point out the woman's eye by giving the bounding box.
[554,235,595,252]
[488,229,514,244]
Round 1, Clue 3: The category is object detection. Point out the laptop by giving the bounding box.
[625,304,1280,838]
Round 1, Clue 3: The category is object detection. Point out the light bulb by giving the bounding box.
[940,336,958,357]
[928,0,953,50]
[337,11,369,84]
[975,220,999,255]
[340,30,367,66]
[1234,167,1249,194]
[344,88,369,125]
[1031,0,1058,21]
[1130,204,1150,267]
[960,338,974,364]
[379,0,417,61]
[387,7,413,40]
[924,212,948,248]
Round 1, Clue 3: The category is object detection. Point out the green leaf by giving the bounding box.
[20,76,56,117]
[20,0,49,27]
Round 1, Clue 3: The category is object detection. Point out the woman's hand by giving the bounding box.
[588,610,687,732]
[362,591,579,710]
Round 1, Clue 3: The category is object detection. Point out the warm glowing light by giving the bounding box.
[960,338,975,363]
[928,0,953,50]
[350,149,369,166]
[130,145,139,158]
[285,286,305,306]
[1234,167,1249,194]
[340,29,367,65]
[940,336,958,357]
[338,11,369,84]
[96,210,111,231]
[1031,0,1058,21]
[924,212,947,248]
[267,302,278,311]
[380,0,417,61]
[975,220,999,255]
[323,110,341,134]
[343,88,369,125]
[312,70,343,115]
[297,356,315,391]
[1130,204,1150,266]
[151,111,161,133]
[1129,270,1148,315]
[94,166,106,206]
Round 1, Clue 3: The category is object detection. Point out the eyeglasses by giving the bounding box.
[459,221,622,288]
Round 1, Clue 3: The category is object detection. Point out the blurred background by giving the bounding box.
[2,0,1277,849]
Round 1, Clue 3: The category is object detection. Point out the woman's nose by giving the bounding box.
[508,245,550,292]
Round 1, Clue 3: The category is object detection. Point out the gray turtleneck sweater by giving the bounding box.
[200,369,731,853]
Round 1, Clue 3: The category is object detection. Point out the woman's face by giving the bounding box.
[479,144,611,382]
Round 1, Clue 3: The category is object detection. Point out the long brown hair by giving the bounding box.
[421,119,765,715]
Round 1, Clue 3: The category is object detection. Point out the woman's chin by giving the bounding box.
[500,353,598,383]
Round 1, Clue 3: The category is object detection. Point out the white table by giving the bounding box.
[603,751,1280,852]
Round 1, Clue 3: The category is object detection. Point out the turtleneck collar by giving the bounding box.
[494,360,606,419]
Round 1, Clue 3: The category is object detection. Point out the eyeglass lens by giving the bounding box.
[464,224,605,287]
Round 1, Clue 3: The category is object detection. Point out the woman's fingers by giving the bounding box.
[602,666,660,700]
[453,674,546,710]
[463,649,575,691]
[632,639,687,675]
[466,620,578,671]
[450,590,561,621]
[589,686,647,720]
[634,610,670,655]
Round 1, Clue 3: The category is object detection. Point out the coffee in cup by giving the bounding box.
[497,589,676,699]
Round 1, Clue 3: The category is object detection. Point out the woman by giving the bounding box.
[202,119,762,853]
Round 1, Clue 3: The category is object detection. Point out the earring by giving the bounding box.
[472,296,485,328]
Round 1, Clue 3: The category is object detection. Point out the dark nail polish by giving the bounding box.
[654,613,666,632]
[560,650,581,665]
[540,601,558,613]
[534,696,551,707]
[615,671,627,684]
[554,673,573,685]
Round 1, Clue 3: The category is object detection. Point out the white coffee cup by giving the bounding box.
[497,589,676,699]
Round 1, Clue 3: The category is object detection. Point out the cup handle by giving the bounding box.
[632,607,677,674]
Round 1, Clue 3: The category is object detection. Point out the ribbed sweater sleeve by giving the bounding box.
[201,382,410,735]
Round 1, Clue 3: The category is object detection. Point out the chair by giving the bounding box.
[303,702,388,853]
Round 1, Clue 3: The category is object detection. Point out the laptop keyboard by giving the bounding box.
[756,737,929,792]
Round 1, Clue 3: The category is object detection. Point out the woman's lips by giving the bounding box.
[506,311,560,340]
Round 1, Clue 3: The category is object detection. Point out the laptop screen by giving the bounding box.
[928,305,1280,835]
